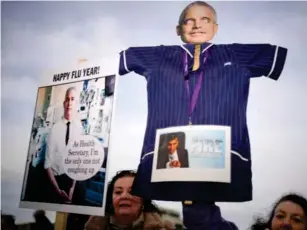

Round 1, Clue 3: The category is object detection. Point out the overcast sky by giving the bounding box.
[1,1,307,229]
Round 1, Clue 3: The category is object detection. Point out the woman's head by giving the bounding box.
[106,170,143,220]
[269,194,307,230]
[251,193,307,230]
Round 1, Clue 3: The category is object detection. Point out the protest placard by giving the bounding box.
[20,59,117,215]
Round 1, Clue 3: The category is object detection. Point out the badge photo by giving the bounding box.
[151,125,231,183]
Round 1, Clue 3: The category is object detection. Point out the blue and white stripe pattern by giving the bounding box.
[118,43,287,202]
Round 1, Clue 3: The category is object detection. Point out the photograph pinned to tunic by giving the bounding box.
[151,125,231,183]
[19,61,118,216]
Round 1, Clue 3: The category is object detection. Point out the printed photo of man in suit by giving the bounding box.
[157,133,189,169]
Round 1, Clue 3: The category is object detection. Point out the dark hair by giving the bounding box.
[250,193,307,230]
[250,217,270,230]
[105,170,159,215]
[166,134,179,143]
[34,210,46,219]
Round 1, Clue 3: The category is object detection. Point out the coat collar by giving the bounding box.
[181,42,214,58]
[84,212,167,230]
[110,214,144,229]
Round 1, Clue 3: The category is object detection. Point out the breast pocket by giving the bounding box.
[206,62,242,84]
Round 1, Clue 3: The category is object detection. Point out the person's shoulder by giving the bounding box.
[51,118,66,128]
[180,148,188,154]
[209,43,247,55]
[47,123,62,137]
[212,42,244,46]
[214,43,274,49]
[125,44,183,50]
[211,43,256,49]
[51,122,62,128]
[209,43,234,49]
[84,216,109,230]
[71,118,83,128]
[161,44,183,49]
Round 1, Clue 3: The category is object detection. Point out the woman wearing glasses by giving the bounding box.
[85,170,176,230]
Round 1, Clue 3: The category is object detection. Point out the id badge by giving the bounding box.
[151,125,231,183]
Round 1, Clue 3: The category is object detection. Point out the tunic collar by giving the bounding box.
[181,42,214,58]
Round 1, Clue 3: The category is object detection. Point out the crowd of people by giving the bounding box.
[2,170,307,230]
[83,169,307,230]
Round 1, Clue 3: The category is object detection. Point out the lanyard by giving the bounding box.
[184,50,208,125]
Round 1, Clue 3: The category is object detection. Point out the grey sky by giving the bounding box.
[1,1,307,229]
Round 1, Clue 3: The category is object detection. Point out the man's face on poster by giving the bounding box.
[177,5,218,44]
[167,137,179,154]
[63,89,77,120]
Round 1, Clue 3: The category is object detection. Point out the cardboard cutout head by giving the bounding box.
[177,1,219,44]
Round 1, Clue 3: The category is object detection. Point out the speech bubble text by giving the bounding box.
[63,135,105,181]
